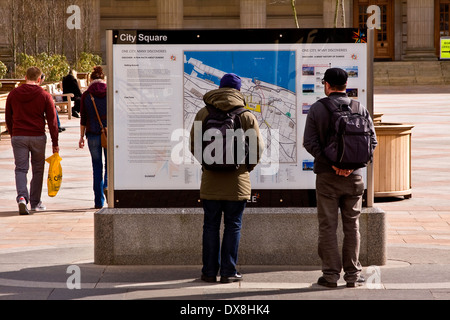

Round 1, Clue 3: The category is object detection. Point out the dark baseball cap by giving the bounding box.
[323,68,348,86]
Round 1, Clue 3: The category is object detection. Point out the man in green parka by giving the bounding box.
[190,73,264,283]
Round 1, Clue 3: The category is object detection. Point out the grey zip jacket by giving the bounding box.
[303,92,377,175]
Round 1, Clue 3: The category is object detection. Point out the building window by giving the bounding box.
[435,0,450,57]
[440,1,450,37]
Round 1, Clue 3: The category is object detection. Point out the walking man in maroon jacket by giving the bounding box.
[5,67,59,215]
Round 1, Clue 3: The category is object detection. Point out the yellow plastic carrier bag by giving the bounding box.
[46,153,62,197]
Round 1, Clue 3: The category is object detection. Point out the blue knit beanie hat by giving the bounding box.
[219,73,241,91]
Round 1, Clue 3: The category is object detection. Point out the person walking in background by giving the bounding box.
[62,69,82,118]
[5,67,59,215]
[190,73,264,283]
[303,68,377,288]
[78,66,107,209]
[41,73,65,133]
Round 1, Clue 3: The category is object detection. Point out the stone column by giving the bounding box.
[404,0,437,60]
[240,0,266,29]
[157,0,183,29]
[90,0,101,54]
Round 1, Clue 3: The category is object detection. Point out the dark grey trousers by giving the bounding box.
[11,135,47,208]
[316,172,365,283]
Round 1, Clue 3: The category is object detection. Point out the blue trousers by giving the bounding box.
[202,199,246,277]
[86,133,107,208]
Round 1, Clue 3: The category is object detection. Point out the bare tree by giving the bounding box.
[291,0,299,28]
[334,0,346,28]
[7,0,17,74]
[20,0,27,54]
[269,0,300,29]
[3,0,99,73]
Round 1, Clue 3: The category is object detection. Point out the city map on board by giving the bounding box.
[183,51,297,163]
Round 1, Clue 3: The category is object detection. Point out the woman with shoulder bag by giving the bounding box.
[78,66,108,209]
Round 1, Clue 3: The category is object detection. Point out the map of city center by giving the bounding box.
[183,51,297,163]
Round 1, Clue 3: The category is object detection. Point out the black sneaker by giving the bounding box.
[220,272,243,283]
[317,276,337,288]
[201,274,217,283]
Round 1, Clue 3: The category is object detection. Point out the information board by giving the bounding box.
[109,29,369,207]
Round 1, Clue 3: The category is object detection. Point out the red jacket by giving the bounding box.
[5,84,59,147]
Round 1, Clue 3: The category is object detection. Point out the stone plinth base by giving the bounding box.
[94,207,386,266]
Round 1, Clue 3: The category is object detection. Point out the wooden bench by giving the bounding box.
[78,78,88,92]
[53,93,74,119]
[0,79,26,93]
[44,83,75,120]
[77,72,90,82]
[0,121,6,140]
[0,93,8,140]
[0,81,20,93]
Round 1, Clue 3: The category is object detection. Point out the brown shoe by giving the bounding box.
[317,276,337,288]
[201,274,217,283]
[346,275,365,288]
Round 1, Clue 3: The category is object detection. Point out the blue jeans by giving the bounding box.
[202,199,246,277]
[86,133,107,208]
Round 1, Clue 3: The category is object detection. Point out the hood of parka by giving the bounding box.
[202,88,246,112]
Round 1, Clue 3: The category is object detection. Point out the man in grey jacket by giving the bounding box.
[303,68,377,288]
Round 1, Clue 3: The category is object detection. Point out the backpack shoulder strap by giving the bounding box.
[204,105,249,124]
[349,99,361,114]
[319,97,339,113]
[230,106,249,116]
[205,104,218,114]
[205,104,247,115]
[320,97,358,113]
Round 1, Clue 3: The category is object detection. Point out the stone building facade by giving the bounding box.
[99,0,448,61]
[0,0,448,65]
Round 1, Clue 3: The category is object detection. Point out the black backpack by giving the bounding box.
[201,104,249,171]
[321,97,374,170]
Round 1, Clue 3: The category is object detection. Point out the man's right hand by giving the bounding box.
[332,166,353,177]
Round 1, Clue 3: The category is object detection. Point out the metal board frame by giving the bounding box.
[106,28,374,208]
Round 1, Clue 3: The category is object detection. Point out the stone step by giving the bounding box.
[374,61,450,86]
